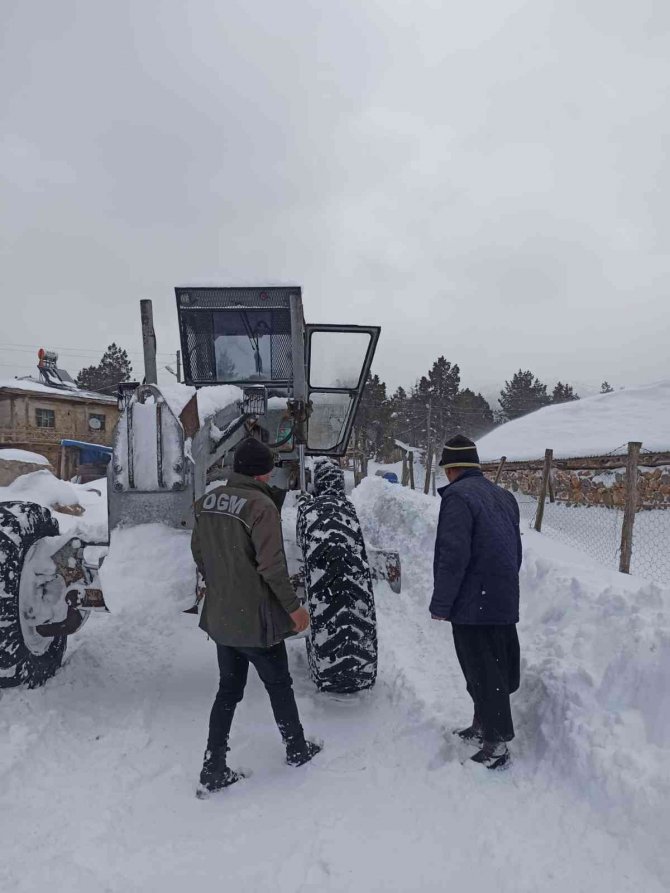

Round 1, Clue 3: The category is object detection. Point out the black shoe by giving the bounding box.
[453,724,483,743]
[198,746,245,795]
[470,741,510,770]
[286,739,323,767]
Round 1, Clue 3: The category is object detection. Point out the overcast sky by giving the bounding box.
[2,0,669,402]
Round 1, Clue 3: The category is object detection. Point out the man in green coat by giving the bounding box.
[191,438,322,795]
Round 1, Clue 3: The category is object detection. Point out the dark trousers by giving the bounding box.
[207,641,304,750]
[452,624,520,743]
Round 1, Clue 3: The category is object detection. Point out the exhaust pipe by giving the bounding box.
[140,299,158,384]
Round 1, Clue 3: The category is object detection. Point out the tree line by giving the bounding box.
[354,360,616,462]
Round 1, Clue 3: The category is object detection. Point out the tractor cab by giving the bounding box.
[175,286,379,456]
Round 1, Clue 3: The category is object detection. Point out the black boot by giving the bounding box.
[470,740,510,770]
[197,745,244,796]
[286,737,323,767]
[453,713,483,743]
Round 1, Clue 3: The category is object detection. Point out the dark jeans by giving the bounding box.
[452,624,520,743]
[207,641,304,750]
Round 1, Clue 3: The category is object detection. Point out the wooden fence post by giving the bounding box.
[534,449,553,532]
[619,441,642,574]
[408,451,415,490]
[423,444,433,495]
[494,455,507,485]
[401,453,408,487]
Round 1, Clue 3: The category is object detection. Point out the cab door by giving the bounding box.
[304,325,380,456]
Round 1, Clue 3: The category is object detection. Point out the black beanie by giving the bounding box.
[439,435,480,469]
[233,438,275,476]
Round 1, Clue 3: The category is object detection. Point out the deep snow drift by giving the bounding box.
[477,379,670,461]
[1,475,668,891]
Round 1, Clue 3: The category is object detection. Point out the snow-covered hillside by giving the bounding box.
[477,379,670,461]
[1,476,668,891]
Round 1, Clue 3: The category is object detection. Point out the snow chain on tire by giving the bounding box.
[312,460,346,498]
[297,459,377,693]
[0,501,66,689]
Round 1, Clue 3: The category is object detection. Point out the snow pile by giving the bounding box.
[477,379,670,461]
[352,476,670,875]
[159,382,243,427]
[519,543,669,831]
[0,448,50,465]
[99,524,196,615]
[159,382,197,419]
[196,385,243,425]
[0,471,108,540]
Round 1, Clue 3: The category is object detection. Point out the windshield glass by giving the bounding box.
[211,310,291,382]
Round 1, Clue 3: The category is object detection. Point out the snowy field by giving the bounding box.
[1,477,669,892]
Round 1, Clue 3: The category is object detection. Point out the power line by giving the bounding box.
[0,344,176,360]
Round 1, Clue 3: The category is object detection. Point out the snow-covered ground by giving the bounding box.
[477,379,670,462]
[1,476,668,891]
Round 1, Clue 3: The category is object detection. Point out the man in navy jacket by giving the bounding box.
[430,435,522,769]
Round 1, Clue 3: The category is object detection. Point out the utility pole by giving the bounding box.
[423,401,433,495]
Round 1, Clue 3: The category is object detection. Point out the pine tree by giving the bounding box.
[600,381,614,394]
[388,386,411,455]
[76,343,133,393]
[499,370,551,421]
[410,357,461,446]
[354,372,389,460]
[454,388,495,438]
[552,382,580,404]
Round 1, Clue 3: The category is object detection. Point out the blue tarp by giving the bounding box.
[60,439,112,465]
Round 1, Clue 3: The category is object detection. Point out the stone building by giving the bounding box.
[0,377,119,477]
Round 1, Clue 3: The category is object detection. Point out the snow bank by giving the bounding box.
[352,477,670,865]
[0,448,50,465]
[99,524,196,615]
[477,379,670,461]
[518,537,670,830]
[1,468,80,504]
[0,471,108,540]
[158,383,243,427]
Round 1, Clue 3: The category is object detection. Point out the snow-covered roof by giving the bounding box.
[477,380,670,462]
[0,448,51,465]
[0,377,117,404]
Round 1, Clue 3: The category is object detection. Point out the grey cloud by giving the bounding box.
[1,0,668,397]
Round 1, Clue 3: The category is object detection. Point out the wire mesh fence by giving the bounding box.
[628,510,670,586]
[504,481,670,589]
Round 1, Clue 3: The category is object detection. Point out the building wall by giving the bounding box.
[0,390,119,472]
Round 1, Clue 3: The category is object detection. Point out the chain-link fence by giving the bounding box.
[498,490,669,587]
[513,492,626,570]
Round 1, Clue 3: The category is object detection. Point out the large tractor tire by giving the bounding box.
[312,460,346,498]
[297,460,377,694]
[0,502,67,689]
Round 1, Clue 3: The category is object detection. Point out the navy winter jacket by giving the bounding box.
[429,469,522,624]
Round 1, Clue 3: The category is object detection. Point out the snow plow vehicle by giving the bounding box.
[0,286,400,694]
